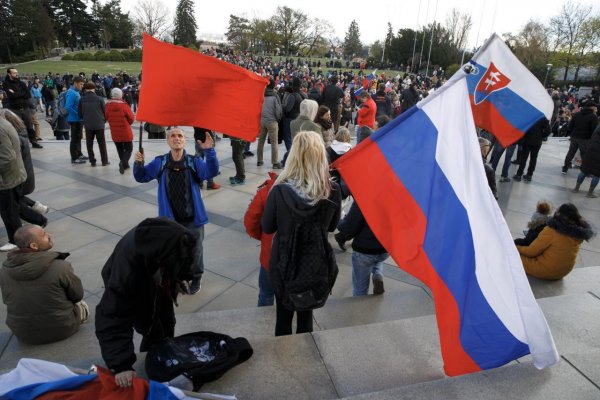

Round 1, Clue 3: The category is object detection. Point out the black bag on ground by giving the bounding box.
[145,331,253,391]
[277,209,338,312]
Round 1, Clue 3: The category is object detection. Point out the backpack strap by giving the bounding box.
[157,154,201,185]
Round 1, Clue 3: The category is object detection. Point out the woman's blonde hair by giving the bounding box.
[275,130,331,204]
[335,127,351,143]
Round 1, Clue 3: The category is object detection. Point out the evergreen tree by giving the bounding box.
[173,0,197,47]
[343,20,362,59]
[50,0,97,49]
[93,0,134,48]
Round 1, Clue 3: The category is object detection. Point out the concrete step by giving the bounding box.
[0,286,598,399]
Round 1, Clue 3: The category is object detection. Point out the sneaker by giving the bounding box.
[523,175,532,182]
[561,167,568,175]
[102,161,111,166]
[272,163,283,169]
[587,192,598,198]
[512,175,522,182]
[243,151,254,157]
[71,158,86,164]
[78,155,89,161]
[229,177,246,185]
[32,201,49,214]
[334,232,346,251]
[188,278,201,295]
[0,243,17,252]
[499,176,511,182]
[257,161,264,166]
[373,275,385,295]
[207,182,221,190]
[31,141,43,149]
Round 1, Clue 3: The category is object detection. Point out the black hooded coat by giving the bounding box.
[95,217,196,373]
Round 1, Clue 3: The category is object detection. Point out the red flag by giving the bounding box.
[137,34,269,141]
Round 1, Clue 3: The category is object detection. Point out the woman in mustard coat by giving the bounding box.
[516,203,595,280]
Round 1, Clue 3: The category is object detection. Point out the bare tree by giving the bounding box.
[573,16,600,81]
[133,0,172,41]
[305,18,333,56]
[549,1,592,81]
[444,8,472,61]
[513,21,551,68]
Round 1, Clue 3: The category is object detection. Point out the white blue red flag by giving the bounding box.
[353,69,377,98]
[449,33,553,147]
[333,77,558,376]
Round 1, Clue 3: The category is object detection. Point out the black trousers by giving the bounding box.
[10,108,36,143]
[516,144,542,177]
[231,139,246,180]
[139,291,175,352]
[563,138,589,170]
[85,128,108,164]
[114,142,133,168]
[275,296,313,336]
[69,122,84,160]
[0,185,23,243]
[19,196,47,227]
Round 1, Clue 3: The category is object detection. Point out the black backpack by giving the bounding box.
[145,331,253,391]
[277,207,338,311]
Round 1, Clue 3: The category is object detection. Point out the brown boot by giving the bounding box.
[572,182,581,193]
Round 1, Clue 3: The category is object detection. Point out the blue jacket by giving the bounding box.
[30,85,42,99]
[133,149,219,227]
[65,87,81,123]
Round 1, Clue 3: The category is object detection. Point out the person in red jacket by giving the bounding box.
[244,172,277,306]
[357,90,376,130]
[105,88,135,174]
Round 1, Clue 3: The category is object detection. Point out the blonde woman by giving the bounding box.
[262,130,341,336]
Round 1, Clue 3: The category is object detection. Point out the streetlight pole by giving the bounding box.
[543,63,553,87]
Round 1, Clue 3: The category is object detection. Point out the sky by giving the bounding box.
[119,0,589,50]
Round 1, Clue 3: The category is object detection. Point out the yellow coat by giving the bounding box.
[516,226,583,280]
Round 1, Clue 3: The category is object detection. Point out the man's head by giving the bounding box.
[14,225,53,251]
[83,81,96,92]
[358,90,370,101]
[72,77,84,91]
[6,68,18,80]
[167,128,186,151]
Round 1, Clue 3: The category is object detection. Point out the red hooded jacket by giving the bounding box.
[244,172,277,270]
[105,99,134,142]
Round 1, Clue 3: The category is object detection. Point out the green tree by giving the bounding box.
[343,20,362,59]
[173,0,197,46]
[93,0,134,48]
[383,22,394,62]
[50,0,97,49]
[226,14,250,50]
[272,6,309,55]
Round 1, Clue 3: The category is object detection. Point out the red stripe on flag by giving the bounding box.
[470,95,524,147]
[336,138,480,376]
[137,34,268,141]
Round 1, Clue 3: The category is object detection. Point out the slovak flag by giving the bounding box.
[333,77,559,376]
[449,34,553,147]
[354,69,378,98]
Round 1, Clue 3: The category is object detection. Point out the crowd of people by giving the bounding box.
[0,54,598,388]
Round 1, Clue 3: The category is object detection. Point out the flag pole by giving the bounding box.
[411,0,423,73]
[425,0,439,77]
[139,122,143,154]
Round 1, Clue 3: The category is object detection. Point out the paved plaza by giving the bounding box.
[0,111,599,398]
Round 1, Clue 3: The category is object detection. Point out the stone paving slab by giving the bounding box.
[528,266,600,299]
[312,316,445,397]
[562,350,600,387]
[340,360,600,400]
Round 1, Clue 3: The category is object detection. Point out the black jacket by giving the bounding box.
[262,182,341,292]
[3,75,31,109]
[78,91,106,130]
[95,218,196,373]
[372,90,392,117]
[337,201,387,255]
[581,128,600,176]
[522,118,551,146]
[568,107,598,140]
[320,84,344,114]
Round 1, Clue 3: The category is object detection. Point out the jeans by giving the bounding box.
[181,224,205,280]
[69,121,84,160]
[490,143,516,178]
[257,121,279,165]
[282,117,293,151]
[258,267,274,307]
[352,251,389,296]
[275,296,313,336]
[85,128,108,164]
[577,172,600,192]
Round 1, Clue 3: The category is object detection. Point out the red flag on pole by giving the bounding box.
[137,34,269,141]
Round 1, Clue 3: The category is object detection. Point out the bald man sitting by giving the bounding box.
[0,224,88,344]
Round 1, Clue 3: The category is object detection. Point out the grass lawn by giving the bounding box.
[11,57,404,80]
[10,60,142,76]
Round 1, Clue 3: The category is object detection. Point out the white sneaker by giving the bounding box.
[32,201,49,214]
[0,243,17,252]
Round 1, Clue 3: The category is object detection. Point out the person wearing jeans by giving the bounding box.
[65,77,87,164]
[79,81,108,166]
[336,198,389,296]
[229,138,246,185]
[513,118,550,182]
[490,142,517,182]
